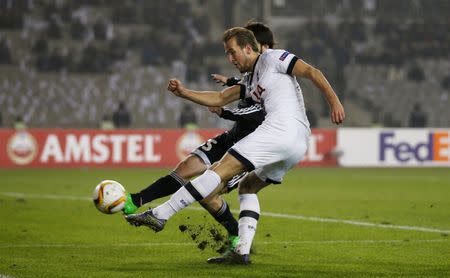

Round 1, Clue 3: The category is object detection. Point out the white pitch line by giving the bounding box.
[1,191,450,235]
[187,207,450,234]
[349,174,446,182]
[0,239,447,249]
[271,239,449,245]
[0,243,193,249]
[1,192,91,201]
[260,211,450,234]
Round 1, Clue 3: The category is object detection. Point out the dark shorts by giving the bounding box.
[191,132,234,167]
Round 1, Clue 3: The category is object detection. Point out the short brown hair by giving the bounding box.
[222,27,259,52]
[245,21,275,49]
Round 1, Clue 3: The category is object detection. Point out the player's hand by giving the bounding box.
[208,106,223,116]
[167,79,184,97]
[330,101,345,125]
[211,74,228,86]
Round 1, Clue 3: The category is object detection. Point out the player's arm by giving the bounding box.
[168,78,241,107]
[210,105,264,123]
[208,107,240,121]
[211,74,241,87]
[291,59,345,125]
[219,108,240,121]
[208,74,243,121]
[221,102,264,122]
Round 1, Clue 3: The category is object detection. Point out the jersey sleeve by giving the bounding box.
[238,84,246,99]
[220,103,264,122]
[226,77,241,86]
[220,108,240,121]
[266,50,299,75]
[238,72,251,99]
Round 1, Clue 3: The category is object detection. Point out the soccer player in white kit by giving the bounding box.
[126,27,345,264]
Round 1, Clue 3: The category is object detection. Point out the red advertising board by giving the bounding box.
[0,128,337,168]
[302,129,337,167]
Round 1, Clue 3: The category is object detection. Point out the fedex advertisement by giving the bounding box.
[338,128,450,167]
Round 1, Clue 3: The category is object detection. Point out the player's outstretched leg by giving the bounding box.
[122,171,186,215]
[125,169,223,231]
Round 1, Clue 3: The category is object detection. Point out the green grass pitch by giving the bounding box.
[0,168,449,277]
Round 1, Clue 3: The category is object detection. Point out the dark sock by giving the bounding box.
[213,201,239,237]
[131,172,185,207]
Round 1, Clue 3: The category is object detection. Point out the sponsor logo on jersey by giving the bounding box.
[7,131,38,165]
[279,51,290,61]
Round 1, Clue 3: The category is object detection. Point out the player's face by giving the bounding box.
[224,37,252,73]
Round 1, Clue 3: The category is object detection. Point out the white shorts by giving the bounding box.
[228,120,310,184]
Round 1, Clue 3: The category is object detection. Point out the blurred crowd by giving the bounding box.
[0,0,449,128]
[0,0,218,75]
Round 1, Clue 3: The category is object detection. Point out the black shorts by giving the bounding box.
[191,132,234,167]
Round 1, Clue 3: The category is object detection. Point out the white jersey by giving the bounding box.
[242,49,310,130]
[229,49,311,183]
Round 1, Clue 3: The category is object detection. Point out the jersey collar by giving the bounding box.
[249,54,261,82]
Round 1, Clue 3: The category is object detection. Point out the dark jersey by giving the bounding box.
[220,97,265,142]
[192,75,265,167]
[221,73,265,141]
[192,95,265,166]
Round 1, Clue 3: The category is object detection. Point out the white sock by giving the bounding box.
[190,170,221,197]
[153,170,221,220]
[236,194,260,255]
[152,186,194,220]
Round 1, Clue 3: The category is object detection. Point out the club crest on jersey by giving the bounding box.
[279,51,290,61]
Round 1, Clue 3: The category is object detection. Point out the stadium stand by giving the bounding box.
[0,0,449,128]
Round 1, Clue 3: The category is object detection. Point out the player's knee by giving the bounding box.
[173,162,189,180]
[238,173,268,194]
[218,181,229,194]
[210,154,246,182]
[174,155,206,179]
